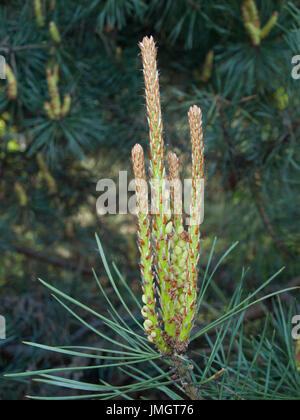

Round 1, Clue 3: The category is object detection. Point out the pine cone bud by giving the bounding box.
[34,0,45,27]
[46,68,61,119]
[49,21,61,44]
[61,93,72,118]
[14,182,27,207]
[6,64,17,100]
[260,11,278,40]
[200,50,214,83]
[245,22,261,46]
[44,102,55,120]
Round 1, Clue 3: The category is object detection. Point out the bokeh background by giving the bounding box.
[0,0,299,400]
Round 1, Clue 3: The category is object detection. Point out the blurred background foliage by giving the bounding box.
[0,0,299,399]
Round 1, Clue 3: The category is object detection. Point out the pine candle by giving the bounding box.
[132,36,205,354]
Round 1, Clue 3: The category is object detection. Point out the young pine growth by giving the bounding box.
[33,1,57,30]
[14,182,27,207]
[36,153,57,194]
[34,0,45,28]
[242,0,278,46]
[132,36,205,355]
[49,21,61,44]
[5,64,17,100]
[200,50,214,83]
[44,68,71,120]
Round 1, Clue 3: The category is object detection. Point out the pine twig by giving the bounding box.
[172,353,203,400]
[12,245,92,276]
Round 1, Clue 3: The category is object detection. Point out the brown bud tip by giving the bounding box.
[188,105,203,140]
[139,36,157,63]
[132,143,144,156]
[188,105,202,121]
[189,105,204,179]
[132,144,144,167]
[139,36,155,49]
[132,144,146,181]
[169,152,180,180]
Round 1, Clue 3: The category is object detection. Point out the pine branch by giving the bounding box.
[12,245,92,276]
[172,353,203,400]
